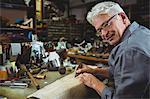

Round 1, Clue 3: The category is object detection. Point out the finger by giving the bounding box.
[76,69,81,73]
[75,69,82,77]
[75,63,82,74]
[75,63,83,71]
[76,73,83,78]
[83,73,91,76]
[78,63,84,68]
[76,74,85,82]
[76,63,89,74]
[76,68,87,74]
[82,73,95,79]
[76,64,85,73]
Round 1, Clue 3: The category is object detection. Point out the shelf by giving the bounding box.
[0,27,32,42]
[0,3,27,10]
[45,21,84,41]
[0,28,33,32]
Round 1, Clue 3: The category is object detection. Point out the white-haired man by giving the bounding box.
[76,1,150,99]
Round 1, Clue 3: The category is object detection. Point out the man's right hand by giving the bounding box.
[75,63,110,78]
[76,63,97,74]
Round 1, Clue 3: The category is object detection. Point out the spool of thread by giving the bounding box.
[58,67,66,74]
[0,67,8,80]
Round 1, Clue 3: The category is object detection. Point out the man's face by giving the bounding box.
[93,14,126,45]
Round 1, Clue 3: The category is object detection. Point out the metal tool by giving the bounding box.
[75,63,83,77]
[0,81,28,89]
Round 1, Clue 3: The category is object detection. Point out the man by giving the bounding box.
[76,1,150,99]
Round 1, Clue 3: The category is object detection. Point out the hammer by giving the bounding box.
[16,54,40,90]
[20,64,40,90]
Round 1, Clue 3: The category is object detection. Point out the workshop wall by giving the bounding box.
[0,8,27,24]
[70,8,87,21]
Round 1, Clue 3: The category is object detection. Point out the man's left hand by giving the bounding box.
[76,73,106,95]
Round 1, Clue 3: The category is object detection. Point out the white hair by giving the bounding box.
[87,1,124,25]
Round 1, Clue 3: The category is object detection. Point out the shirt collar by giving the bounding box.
[120,21,139,42]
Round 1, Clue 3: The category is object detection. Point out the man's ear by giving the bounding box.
[118,12,127,24]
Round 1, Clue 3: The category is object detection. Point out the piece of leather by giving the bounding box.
[27,72,99,99]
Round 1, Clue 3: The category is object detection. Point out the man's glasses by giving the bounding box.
[96,14,117,37]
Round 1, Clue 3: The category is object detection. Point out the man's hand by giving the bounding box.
[77,73,106,95]
[76,63,96,74]
[75,63,110,78]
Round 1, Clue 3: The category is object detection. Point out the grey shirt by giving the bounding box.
[101,22,150,99]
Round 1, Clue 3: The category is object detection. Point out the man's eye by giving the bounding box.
[97,28,102,33]
[103,23,108,27]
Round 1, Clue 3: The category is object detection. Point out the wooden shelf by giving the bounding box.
[0,3,27,10]
[0,27,32,42]
[46,21,84,41]
[0,27,33,32]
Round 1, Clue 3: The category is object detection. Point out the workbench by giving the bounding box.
[0,71,71,99]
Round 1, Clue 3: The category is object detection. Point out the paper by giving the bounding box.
[27,73,99,99]
[11,43,21,55]
[0,45,2,54]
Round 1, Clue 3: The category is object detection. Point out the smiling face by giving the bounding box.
[92,13,130,45]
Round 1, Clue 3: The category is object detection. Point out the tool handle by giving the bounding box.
[21,64,40,90]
